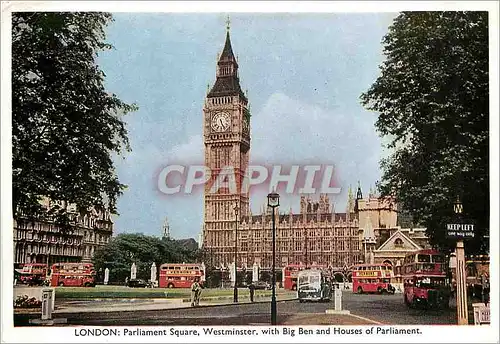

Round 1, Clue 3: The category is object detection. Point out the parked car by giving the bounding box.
[253,281,271,290]
[26,275,45,286]
[127,279,151,288]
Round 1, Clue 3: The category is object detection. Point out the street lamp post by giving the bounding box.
[234,204,239,303]
[267,191,280,326]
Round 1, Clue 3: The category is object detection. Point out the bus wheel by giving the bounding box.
[291,285,297,291]
[377,287,383,294]
[59,282,64,287]
[167,283,174,288]
[357,287,363,294]
[84,282,91,287]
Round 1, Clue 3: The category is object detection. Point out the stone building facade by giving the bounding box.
[200,25,428,271]
[13,198,113,266]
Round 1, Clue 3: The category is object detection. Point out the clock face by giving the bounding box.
[211,112,231,132]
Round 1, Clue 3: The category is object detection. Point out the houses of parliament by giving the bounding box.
[201,23,418,270]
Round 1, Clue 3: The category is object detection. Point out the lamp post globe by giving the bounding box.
[267,191,280,208]
[454,195,463,215]
[267,191,280,325]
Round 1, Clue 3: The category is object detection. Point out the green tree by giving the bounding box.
[12,12,137,224]
[92,234,198,283]
[360,12,489,254]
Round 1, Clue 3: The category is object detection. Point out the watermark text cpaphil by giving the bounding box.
[156,164,341,195]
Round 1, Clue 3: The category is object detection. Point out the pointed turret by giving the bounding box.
[347,185,354,213]
[356,181,363,200]
[207,17,247,101]
[220,30,237,62]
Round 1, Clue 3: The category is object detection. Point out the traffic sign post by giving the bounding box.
[446,202,475,325]
[454,240,468,325]
[446,223,475,239]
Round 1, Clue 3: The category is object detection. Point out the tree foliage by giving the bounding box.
[12,12,137,223]
[360,12,489,254]
[92,234,199,283]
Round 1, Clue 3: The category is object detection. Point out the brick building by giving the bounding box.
[200,24,429,271]
[13,198,113,266]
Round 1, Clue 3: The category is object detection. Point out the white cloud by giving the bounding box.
[249,92,381,212]
[167,134,203,163]
[157,92,382,216]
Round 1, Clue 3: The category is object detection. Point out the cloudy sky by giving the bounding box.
[98,12,398,239]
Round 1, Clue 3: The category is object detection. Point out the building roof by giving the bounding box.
[208,76,246,99]
[220,31,236,62]
[207,31,247,101]
[376,229,422,252]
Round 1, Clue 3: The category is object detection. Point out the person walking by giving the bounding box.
[248,283,255,302]
[191,278,201,307]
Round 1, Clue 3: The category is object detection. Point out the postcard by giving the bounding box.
[1,1,498,343]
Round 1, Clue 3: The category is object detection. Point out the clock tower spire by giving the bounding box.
[202,19,251,267]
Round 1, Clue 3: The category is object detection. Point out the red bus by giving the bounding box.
[14,263,48,285]
[159,263,205,288]
[50,262,96,287]
[283,264,303,291]
[352,263,395,294]
[283,264,328,291]
[402,249,450,309]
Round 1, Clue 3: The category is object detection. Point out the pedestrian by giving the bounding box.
[248,283,255,302]
[125,277,129,286]
[195,281,203,306]
[191,278,201,307]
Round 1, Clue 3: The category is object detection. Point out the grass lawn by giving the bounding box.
[55,286,294,299]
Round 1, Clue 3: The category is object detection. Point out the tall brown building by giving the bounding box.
[201,24,425,271]
[13,198,113,266]
[202,23,250,266]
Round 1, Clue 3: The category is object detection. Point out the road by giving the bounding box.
[14,291,461,326]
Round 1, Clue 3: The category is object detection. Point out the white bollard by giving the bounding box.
[41,289,53,320]
[334,286,342,311]
[325,284,350,315]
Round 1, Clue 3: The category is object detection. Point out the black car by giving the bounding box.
[127,279,150,288]
[253,281,271,290]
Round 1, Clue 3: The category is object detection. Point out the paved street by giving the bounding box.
[14,290,463,326]
[342,293,457,325]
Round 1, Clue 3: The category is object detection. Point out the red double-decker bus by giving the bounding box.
[14,263,48,285]
[402,249,450,309]
[352,263,395,294]
[50,262,96,287]
[159,263,205,288]
[283,264,303,291]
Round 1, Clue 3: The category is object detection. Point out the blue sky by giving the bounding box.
[98,13,397,240]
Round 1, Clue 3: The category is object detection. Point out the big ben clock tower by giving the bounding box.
[202,19,250,267]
